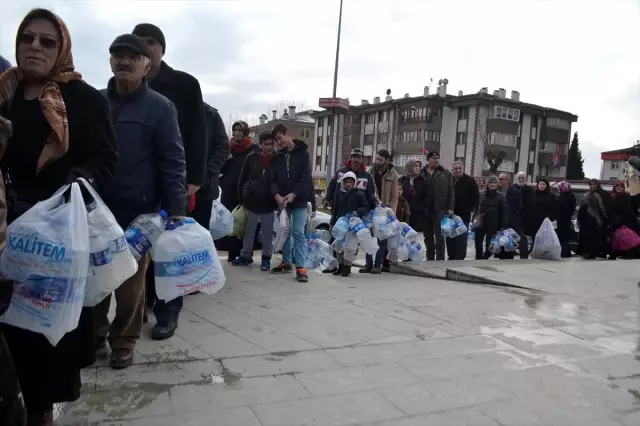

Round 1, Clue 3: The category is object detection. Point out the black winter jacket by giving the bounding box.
[399,175,430,232]
[514,184,534,232]
[148,62,207,187]
[611,192,639,231]
[220,143,258,211]
[478,189,509,232]
[269,139,313,210]
[201,103,229,200]
[331,188,369,224]
[530,190,556,235]
[502,185,523,231]
[453,173,479,222]
[238,151,277,214]
[556,192,576,241]
[101,79,187,227]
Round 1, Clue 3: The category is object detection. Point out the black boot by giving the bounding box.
[332,265,344,275]
[359,265,372,273]
[341,265,351,277]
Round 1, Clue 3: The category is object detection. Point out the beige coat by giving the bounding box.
[369,163,399,211]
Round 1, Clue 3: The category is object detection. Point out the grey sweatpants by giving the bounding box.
[240,210,274,259]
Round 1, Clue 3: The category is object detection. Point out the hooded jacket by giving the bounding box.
[325,160,376,207]
[269,139,313,209]
[330,172,370,224]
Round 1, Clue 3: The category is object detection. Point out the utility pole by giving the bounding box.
[326,0,344,185]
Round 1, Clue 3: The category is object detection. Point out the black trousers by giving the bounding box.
[474,229,495,259]
[446,220,470,260]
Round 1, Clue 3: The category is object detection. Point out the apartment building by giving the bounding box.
[313,84,578,183]
[248,105,316,150]
[600,144,640,181]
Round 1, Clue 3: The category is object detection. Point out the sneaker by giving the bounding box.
[232,256,253,266]
[296,267,309,282]
[359,265,372,274]
[271,262,293,274]
[260,258,271,271]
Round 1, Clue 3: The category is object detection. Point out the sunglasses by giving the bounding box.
[19,33,59,50]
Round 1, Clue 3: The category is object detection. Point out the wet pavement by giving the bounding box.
[56,258,640,425]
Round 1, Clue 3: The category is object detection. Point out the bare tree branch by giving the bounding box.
[477,106,505,174]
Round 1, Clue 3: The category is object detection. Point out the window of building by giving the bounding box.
[455,156,464,163]
[611,162,620,170]
[527,163,534,177]
[300,128,305,137]
[316,136,322,147]
[364,155,373,164]
[530,139,536,152]
[317,117,324,127]
[490,106,520,122]
[426,131,440,142]
[456,132,467,145]
[378,110,388,122]
[546,117,571,130]
[490,133,517,147]
[531,116,538,127]
[366,113,375,124]
[458,107,469,119]
[304,129,310,138]
[316,155,322,167]
[540,140,546,151]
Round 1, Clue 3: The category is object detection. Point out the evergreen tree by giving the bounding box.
[566,131,585,180]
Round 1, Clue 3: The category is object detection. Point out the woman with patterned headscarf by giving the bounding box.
[0,8,118,425]
[556,181,576,257]
[218,120,257,260]
[398,158,429,235]
[578,179,610,259]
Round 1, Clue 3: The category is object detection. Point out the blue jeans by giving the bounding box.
[366,238,388,267]
[282,208,307,268]
[154,297,183,325]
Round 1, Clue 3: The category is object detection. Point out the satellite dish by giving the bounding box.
[443,78,449,85]
[386,89,391,96]
[438,79,443,85]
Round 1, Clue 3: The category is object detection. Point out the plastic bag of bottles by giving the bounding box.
[209,201,234,240]
[489,233,502,254]
[451,215,468,237]
[80,178,138,307]
[304,237,338,273]
[0,183,89,345]
[308,229,331,243]
[153,218,225,301]
[408,241,425,262]
[349,216,379,255]
[532,218,562,260]
[440,215,455,238]
[467,228,475,244]
[371,206,399,240]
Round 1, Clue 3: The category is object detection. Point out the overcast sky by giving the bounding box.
[2,0,638,177]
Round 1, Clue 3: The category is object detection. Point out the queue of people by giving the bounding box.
[0,8,233,425]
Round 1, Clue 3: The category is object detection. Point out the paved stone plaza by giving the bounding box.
[57,259,639,425]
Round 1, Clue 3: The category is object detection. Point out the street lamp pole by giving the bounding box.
[326,0,344,185]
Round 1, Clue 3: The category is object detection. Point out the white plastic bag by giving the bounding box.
[532,218,562,260]
[152,218,225,301]
[0,183,90,345]
[273,210,290,253]
[209,201,233,240]
[79,178,138,307]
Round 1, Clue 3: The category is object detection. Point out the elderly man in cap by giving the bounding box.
[421,151,455,261]
[94,34,187,369]
[132,23,207,340]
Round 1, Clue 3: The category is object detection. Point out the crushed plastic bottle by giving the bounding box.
[331,216,350,240]
[408,241,425,262]
[349,217,371,240]
[125,210,168,261]
[398,222,418,242]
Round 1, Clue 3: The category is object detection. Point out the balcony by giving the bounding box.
[538,152,567,167]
